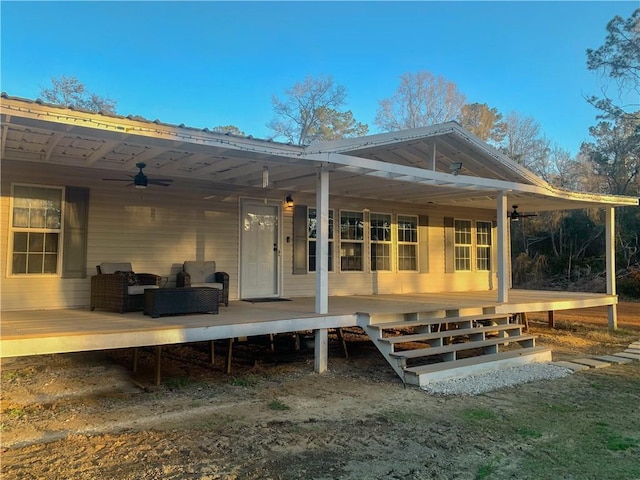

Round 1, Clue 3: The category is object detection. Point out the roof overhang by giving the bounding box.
[1,95,638,213]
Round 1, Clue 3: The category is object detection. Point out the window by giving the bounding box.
[397,215,418,271]
[340,210,363,271]
[10,185,63,275]
[308,208,334,272]
[370,213,392,271]
[476,221,492,271]
[454,219,472,271]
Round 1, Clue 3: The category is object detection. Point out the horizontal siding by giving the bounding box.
[280,193,498,298]
[3,160,500,311]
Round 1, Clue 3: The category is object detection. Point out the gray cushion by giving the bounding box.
[184,261,216,283]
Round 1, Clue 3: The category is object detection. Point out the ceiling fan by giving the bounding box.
[102,162,173,189]
[508,205,537,222]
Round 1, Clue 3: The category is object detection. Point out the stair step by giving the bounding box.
[389,334,537,361]
[370,313,512,331]
[403,347,553,385]
[379,324,523,344]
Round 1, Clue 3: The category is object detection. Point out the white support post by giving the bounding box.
[497,193,509,303]
[605,206,618,330]
[314,167,329,373]
[314,328,328,373]
[431,142,437,171]
[315,167,329,315]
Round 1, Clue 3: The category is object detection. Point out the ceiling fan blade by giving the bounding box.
[102,178,131,182]
[148,179,174,186]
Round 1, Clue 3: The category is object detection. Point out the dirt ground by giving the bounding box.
[1,303,639,480]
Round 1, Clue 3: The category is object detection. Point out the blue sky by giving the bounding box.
[1,1,637,155]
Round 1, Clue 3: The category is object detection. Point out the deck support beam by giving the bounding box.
[314,166,330,372]
[605,206,617,330]
[496,192,509,303]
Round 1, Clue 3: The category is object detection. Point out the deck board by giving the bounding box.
[0,290,616,358]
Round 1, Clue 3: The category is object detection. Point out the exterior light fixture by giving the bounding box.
[450,162,463,175]
[285,194,294,207]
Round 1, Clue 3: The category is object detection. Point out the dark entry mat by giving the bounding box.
[242,298,292,303]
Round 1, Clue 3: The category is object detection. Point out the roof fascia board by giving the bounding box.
[1,97,304,158]
[303,151,638,208]
[305,122,460,153]
[307,122,550,190]
[446,123,549,189]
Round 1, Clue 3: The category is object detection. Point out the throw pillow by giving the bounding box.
[115,270,139,286]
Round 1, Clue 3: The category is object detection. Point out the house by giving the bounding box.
[1,94,637,384]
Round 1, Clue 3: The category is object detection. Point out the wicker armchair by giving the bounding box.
[90,262,162,313]
[176,261,229,306]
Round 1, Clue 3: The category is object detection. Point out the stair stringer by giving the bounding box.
[357,310,552,387]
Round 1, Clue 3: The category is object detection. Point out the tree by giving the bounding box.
[586,9,640,119]
[374,71,466,131]
[212,125,245,136]
[580,115,640,195]
[458,102,506,144]
[40,76,117,114]
[499,111,550,176]
[267,76,367,145]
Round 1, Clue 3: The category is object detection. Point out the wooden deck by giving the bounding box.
[0,290,617,359]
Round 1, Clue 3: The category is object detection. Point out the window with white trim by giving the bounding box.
[308,208,334,272]
[340,210,363,271]
[370,213,392,271]
[476,221,492,271]
[454,219,472,271]
[10,185,63,275]
[397,215,418,271]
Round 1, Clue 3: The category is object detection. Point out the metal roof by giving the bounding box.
[1,94,637,212]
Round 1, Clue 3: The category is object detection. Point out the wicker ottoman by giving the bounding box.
[144,287,219,318]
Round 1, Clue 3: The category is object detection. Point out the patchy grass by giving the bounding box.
[267,399,291,411]
[230,375,259,388]
[460,408,499,422]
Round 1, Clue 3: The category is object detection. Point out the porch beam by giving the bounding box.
[497,192,509,303]
[605,206,617,330]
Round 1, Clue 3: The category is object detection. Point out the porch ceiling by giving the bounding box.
[2,95,637,213]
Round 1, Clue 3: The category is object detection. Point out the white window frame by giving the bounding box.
[454,219,472,272]
[476,221,492,271]
[397,214,418,272]
[339,210,364,272]
[9,184,64,276]
[370,212,392,272]
[308,207,334,272]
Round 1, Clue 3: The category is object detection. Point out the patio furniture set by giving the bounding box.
[90,261,229,316]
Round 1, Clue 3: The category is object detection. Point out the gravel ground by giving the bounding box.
[421,362,573,395]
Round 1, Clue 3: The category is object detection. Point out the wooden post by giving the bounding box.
[155,346,162,386]
[314,328,328,373]
[548,311,555,329]
[132,347,139,372]
[209,340,215,364]
[225,338,233,374]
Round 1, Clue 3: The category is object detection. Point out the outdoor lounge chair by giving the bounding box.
[90,262,162,313]
[176,260,229,306]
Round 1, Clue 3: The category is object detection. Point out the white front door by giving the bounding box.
[240,201,279,298]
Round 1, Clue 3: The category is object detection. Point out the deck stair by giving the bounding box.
[357,306,552,386]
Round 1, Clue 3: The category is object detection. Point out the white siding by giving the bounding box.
[2,161,500,311]
[280,193,499,298]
